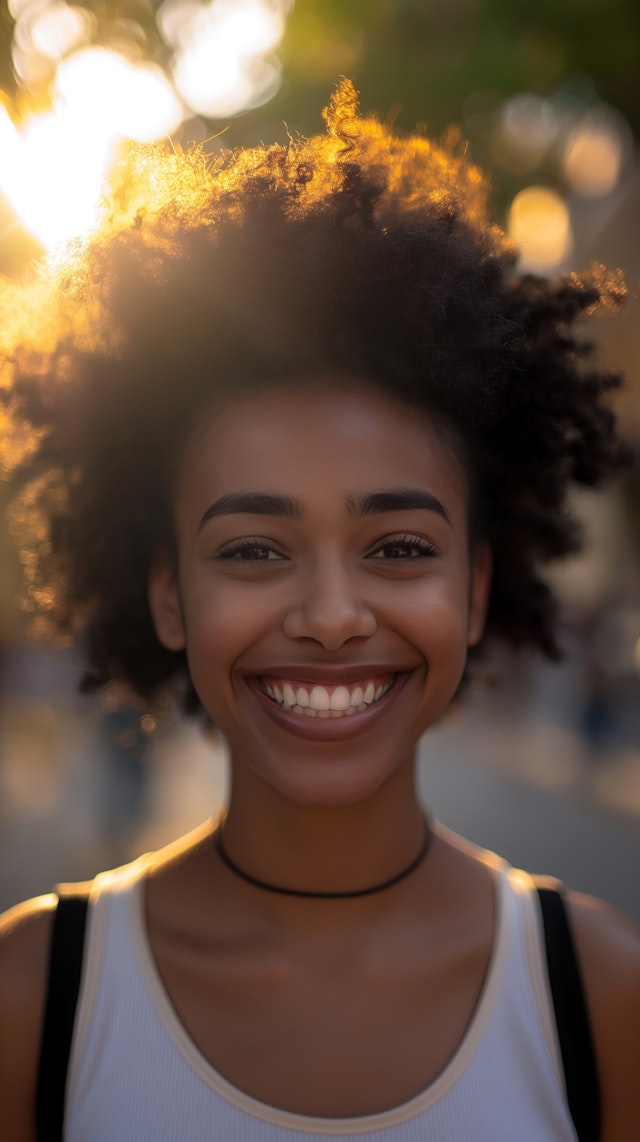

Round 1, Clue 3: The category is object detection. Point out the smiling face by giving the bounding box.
[149,378,491,809]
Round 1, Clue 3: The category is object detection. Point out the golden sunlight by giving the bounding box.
[562,119,626,198]
[0,44,184,250]
[0,107,113,249]
[1,0,294,249]
[0,103,20,163]
[507,186,572,273]
[30,2,93,63]
[164,0,291,118]
[55,49,184,142]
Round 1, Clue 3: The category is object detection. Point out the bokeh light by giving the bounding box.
[55,49,184,142]
[492,93,559,175]
[30,2,94,62]
[163,0,291,118]
[562,112,629,198]
[0,0,294,248]
[0,43,185,250]
[508,186,572,272]
[0,107,113,249]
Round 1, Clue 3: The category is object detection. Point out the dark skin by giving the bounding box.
[1,378,640,1137]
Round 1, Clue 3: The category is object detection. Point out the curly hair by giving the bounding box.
[1,80,629,710]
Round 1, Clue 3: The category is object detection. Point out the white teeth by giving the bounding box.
[262,676,396,718]
[309,685,331,711]
[282,682,297,707]
[330,685,350,712]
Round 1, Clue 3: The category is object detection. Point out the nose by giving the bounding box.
[281,559,377,649]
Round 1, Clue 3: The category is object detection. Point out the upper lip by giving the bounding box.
[249,664,416,685]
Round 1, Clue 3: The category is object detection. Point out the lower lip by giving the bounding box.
[245,673,413,742]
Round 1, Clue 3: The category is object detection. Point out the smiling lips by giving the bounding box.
[260,675,395,719]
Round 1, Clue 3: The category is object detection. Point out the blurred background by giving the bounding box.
[0,0,639,917]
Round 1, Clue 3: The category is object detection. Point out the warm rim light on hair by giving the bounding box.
[0,47,188,250]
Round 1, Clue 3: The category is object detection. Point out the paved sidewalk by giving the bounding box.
[419,716,640,922]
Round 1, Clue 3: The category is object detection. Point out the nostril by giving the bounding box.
[281,596,377,646]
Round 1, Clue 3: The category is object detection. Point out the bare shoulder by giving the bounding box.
[566,890,640,1141]
[0,892,57,1034]
[0,894,57,1142]
[0,891,58,1003]
[567,889,640,1025]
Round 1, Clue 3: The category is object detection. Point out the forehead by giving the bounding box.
[176,377,469,510]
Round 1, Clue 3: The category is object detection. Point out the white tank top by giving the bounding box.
[64,851,578,1141]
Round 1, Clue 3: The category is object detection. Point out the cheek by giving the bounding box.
[401,578,473,695]
[181,581,277,703]
[398,569,470,637]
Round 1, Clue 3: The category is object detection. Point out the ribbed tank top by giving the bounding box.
[64,851,578,1141]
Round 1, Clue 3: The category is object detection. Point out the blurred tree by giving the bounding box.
[279,0,638,134]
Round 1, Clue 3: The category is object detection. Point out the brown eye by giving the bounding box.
[218,540,284,563]
[369,534,438,560]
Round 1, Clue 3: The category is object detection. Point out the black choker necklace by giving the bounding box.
[214,817,432,899]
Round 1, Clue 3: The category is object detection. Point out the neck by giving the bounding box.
[215,814,432,899]
[220,763,426,900]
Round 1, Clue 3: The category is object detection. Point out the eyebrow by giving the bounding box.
[198,486,450,531]
[198,492,302,531]
[347,488,451,526]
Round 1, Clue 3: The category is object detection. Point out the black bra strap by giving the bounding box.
[36,894,89,1142]
[537,885,600,1142]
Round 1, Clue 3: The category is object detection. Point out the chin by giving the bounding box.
[246,749,410,811]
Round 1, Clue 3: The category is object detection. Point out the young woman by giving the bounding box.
[1,81,639,1141]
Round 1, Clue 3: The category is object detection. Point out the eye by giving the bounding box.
[217,538,286,564]
[368,534,438,560]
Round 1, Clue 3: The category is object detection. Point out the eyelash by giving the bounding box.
[368,534,438,560]
[217,534,438,564]
[217,538,284,563]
